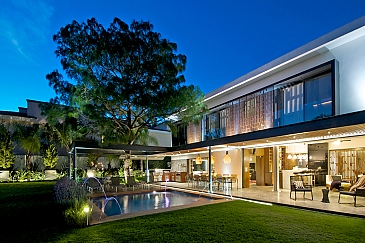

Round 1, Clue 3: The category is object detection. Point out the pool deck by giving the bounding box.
[160,181,365,218]
[88,182,365,225]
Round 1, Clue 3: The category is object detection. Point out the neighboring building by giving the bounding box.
[170,15,365,190]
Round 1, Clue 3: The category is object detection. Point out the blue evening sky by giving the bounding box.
[1,0,365,111]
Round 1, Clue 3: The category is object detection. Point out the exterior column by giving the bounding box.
[273,145,279,191]
[73,147,77,180]
[146,154,149,183]
[208,146,213,193]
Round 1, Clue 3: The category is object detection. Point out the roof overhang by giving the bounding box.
[70,141,170,160]
[70,110,365,159]
[162,110,365,157]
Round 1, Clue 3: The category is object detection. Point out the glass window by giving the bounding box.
[274,82,304,126]
[304,73,332,121]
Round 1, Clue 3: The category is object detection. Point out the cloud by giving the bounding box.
[0,0,54,65]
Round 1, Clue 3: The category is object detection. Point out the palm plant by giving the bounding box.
[14,124,42,179]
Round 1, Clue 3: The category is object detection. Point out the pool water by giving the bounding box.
[91,190,214,216]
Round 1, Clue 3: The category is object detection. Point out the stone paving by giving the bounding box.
[159,181,365,218]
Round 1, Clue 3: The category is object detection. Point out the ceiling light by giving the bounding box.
[195,154,202,164]
[223,151,231,164]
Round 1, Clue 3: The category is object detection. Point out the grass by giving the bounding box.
[1,182,365,242]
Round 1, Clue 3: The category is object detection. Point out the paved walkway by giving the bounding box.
[158,181,365,218]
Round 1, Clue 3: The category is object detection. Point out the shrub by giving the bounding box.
[11,170,28,182]
[54,177,88,227]
[43,144,58,169]
[30,171,45,181]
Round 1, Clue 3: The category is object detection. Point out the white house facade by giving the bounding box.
[167,15,365,191]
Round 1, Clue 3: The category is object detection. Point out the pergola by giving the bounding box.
[69,141,170,182]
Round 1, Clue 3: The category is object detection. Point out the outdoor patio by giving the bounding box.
[158,181,365,218]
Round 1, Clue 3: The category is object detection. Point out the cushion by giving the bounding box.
[294,181,304,189]
[349,175,365,192]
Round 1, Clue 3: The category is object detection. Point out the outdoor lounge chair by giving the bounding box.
[110,177,126,193]
[86,177,103,193]
[338,175,365,206]
[290,175,313,200]
[126,176,142,191]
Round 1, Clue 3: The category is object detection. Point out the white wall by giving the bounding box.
[148,129,172,147]
[330,34,365,114]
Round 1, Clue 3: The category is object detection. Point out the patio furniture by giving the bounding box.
[338,175,365,206]
[110,177,126,192]
[290,175,313,200]
[193,174,200,188]
[321,188,330,203]
[199,174,208,188]
[126,176,142,191]
[86,177,103,193]
[213,174,223,191]
[230,174,238,189]
[186,173,194,188]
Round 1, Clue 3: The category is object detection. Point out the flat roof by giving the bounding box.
[205,15,365,102]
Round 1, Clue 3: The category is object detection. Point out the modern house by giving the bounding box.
[167,15,365,191]
[3,16,365,191]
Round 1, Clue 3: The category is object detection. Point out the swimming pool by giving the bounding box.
[91,190,214,216]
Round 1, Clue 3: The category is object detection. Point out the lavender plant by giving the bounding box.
[54,177,88,227]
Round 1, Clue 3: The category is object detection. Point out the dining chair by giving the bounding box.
[193,174,200,188]
[199,174,208,188]
[231,174,238,189]
[213,174,223,191]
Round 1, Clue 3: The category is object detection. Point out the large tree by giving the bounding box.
[46,18,207,181]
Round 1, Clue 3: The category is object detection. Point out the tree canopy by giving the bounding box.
[46,17,207,146]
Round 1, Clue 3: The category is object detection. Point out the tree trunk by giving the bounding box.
[25,153,31,181]
[124,151,132,184]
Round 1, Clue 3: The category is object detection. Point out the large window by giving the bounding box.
[274,81,304,126]
[274,62,333,127]
[188,61,335,143]
[205,109,226,140]
[304,73,332,120]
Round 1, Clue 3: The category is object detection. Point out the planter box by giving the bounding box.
[0,170,9,182]
[45,170,57,180]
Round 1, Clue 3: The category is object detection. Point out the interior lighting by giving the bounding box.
[195,154,202,164]
[223,151,231,164]
[287,154,293,159]
[333,139,341,145]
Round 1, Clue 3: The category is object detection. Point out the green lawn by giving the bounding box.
[1,182,364,242]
